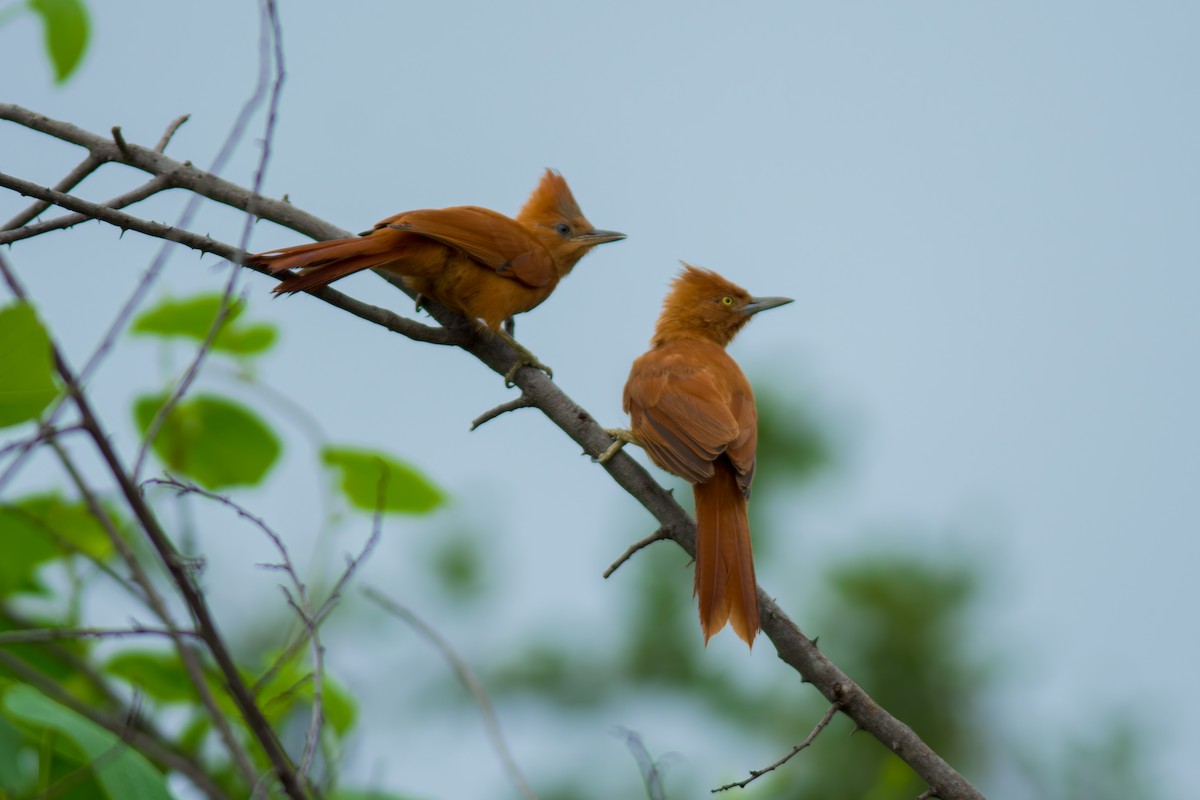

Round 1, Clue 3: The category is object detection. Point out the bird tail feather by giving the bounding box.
[693,462,759,647]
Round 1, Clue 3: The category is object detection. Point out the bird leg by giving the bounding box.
[495,328,553,386]
[597,428,641,463]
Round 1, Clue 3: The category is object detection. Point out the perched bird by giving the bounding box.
[602,265,792,647]
[245,170,624,381]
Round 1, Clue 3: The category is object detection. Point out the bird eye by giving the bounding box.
[721,296,734,306]
[554,222,571,236]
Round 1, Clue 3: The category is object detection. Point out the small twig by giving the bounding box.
[1,153,105,230]
[604,527,670,579]
[251,488,382,695]
[365,587,538,800]
[0,423,80,460]
[712,700,843,792]
[917,791,940,800]
[470,394,534,431]
[612,726,674,800]
[0,626,201,645]
[155,114,191,153]
[111,126,130,156]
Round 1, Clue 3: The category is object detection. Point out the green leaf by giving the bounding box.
[103,651,196,703]
[322,446,445,514]
[131,293,278,355]
[0,301,59,428]
[134,393,281,489]
[3,684,172,800]
[29,0,89,83]
[0,493,116,597]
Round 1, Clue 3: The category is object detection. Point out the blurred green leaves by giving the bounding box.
[132,294,277,356]
[14,0,91,83]
[0,494,117,598]
[2,684,171,799]
[0,301,59,428]
[322,446,444,515]
[134,393,281,489]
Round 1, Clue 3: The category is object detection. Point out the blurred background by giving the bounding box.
[2,1,1197,798]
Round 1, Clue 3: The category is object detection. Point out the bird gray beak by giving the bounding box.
[741,296,794,317]
[576,229,626,245]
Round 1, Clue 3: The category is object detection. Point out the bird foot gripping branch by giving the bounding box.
[497,328,553,387]
[597,427,640,463]
[244,169,624,385]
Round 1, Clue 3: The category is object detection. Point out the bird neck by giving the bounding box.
[650,320,737,350]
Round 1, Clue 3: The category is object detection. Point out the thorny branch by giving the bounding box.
[713,699,844,792]
[0,104,986,800]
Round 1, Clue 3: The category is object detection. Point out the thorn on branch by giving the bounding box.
[111,126,130,157]
[712,701,843,792]
[916,790,941,800]
[604,527,669,578]
[470,394,534,431]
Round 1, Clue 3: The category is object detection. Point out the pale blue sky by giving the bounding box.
[4,2,1198,797]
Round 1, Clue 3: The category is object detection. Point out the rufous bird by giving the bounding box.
[601,265,792,647]
[245,170,624,382]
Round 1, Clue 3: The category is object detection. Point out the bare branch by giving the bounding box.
[713,700,843,792]
[0,173,171,246]
[603,527,669,578]
[1,152,105,230]
[155,114,191,153]
[0,625,201,645]
[365,587,537,800]
[470,394,534,431]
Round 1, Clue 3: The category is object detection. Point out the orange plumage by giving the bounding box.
[245,170,624,331]
[621,265,792,647]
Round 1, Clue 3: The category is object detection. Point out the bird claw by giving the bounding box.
[497,330,553,387]
[597,428,638,463]
[503,354,553,388]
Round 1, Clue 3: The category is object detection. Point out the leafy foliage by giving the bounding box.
[0,301,59,428]
[2,685,171,799]
[134,393,282,489]
[322,446,445,514]
[0,493,116,597]
[132,294,278,356]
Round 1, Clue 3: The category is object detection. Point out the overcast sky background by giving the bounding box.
[4,2,1199,798]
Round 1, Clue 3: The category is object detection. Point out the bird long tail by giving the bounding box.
[692,461,759,647]
[245,231,406,295]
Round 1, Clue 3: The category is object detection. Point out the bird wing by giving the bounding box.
[374,206,555,287]
[624,344,753,487]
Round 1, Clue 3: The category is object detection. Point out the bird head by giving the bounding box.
[517,169,625,272]
[652,263,793,347]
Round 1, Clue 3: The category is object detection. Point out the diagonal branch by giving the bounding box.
[0,106,986,800]
[713,699,843,792]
